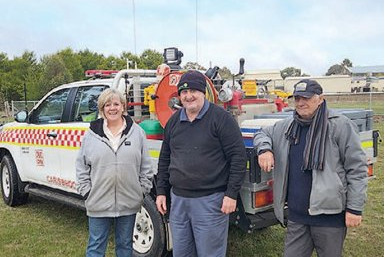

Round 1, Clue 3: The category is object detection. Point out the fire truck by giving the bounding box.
[0,48,379,257]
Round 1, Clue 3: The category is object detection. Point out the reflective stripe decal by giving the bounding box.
[149,149,160,158]
[361,140,373,149]
[0,127,88,149]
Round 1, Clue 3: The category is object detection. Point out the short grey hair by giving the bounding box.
[97,88,127,119]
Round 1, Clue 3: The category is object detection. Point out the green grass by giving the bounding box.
[0,100,383,257]
[0,199,88,256]
[327,102,384,117]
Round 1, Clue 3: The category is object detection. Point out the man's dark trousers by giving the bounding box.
[284,220,347,257]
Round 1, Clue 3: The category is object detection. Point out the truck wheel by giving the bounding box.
[0,155,28,206]
[133,194,168,257]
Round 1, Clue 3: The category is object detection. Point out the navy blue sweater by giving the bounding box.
[287,125,345,227]
[156,103,247,199]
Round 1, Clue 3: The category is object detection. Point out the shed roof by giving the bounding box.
[350,65,384,74]
[243,70,283,80]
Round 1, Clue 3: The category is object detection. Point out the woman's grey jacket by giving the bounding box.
[76,116,153,217]
[253,110,368,225]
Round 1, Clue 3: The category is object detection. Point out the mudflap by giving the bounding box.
[230,196,286,233]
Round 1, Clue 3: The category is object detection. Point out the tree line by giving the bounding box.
[0,47,352,102]
[280,58,353,79]
[0,48,166,102]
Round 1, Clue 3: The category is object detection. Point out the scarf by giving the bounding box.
[285,100,329,171]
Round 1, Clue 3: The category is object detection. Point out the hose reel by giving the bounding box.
[154,70,218,127]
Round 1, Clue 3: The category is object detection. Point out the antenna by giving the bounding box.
[132,0,137,55]
[24,83,27,111]
[195,0,198,63]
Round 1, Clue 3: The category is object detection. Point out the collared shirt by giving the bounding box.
[103,118,127,152]
[179,99,210,122]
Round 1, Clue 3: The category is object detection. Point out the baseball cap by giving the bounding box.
[291,79,323,98]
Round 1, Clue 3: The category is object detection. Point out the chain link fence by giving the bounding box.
[1,101,39,122]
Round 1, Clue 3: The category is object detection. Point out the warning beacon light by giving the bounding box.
[163,47,183,70]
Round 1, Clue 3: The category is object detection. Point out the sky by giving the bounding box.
[0,0,383,76]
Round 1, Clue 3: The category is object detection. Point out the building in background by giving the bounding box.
[241,66,384,94]
[283,75,352,94]
[350,65,384,92]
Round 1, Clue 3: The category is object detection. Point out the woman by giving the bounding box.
[76,88,153,257]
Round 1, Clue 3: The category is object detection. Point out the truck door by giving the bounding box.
[59,85,106,194]
[21,88,72,189]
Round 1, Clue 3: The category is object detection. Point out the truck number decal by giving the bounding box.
[169,74,180,86]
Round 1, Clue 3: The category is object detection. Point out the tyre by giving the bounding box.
[133,194,169,257]
[0,155,28,206]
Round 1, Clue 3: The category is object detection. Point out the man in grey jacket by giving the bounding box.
[254,79,367,257]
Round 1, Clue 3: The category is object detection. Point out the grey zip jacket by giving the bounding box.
[76,116,153,217]
[253,110,368,225]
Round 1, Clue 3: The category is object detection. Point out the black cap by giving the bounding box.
[177,70,207,95]
[292,79,323,98]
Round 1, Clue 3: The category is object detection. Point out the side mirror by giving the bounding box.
[15,110,28,122]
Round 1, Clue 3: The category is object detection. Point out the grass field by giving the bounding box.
[0,99,383,257]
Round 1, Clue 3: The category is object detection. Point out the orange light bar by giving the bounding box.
[254,189,273,208]
[85,70,118,78]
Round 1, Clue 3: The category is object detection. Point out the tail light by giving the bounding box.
[253,188,273,208]
[368,164,374,177]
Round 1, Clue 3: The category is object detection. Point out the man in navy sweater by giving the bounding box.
[254,79,367,257]
[156,70,247,257]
